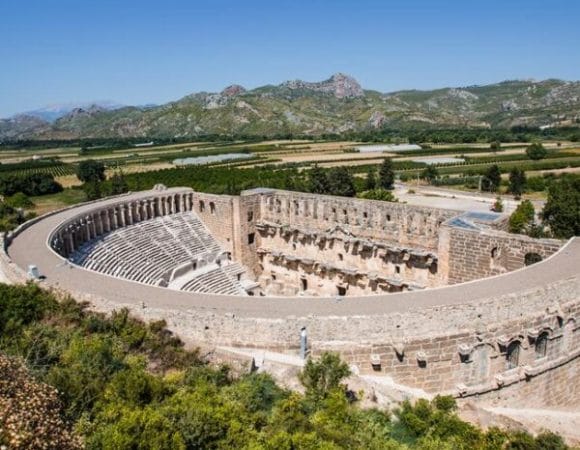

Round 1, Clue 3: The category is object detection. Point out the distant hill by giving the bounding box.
[2,74,580,140]
[19,101,125,123]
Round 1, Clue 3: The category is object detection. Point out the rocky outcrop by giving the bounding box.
[282,73,364,98]
[221,84,246,97]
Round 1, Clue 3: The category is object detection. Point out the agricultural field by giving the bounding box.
[2,138,579,213]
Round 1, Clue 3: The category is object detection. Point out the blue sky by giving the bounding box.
[1,0,579,117]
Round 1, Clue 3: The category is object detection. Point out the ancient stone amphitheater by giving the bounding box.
[2,185,578,408]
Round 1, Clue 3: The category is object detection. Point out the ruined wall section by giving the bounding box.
[190,192,236,255]
[258,190,458,251]
[312,280,579,408]
[256,223,438,296]
[252,190,455,295]
[443,225,562,285]
[233,192,263,278]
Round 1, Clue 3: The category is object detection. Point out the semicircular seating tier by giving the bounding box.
[69,211,247,295]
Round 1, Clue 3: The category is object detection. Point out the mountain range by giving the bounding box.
[2,73,580,140]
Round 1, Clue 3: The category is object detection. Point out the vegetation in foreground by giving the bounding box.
[0,283,570,449]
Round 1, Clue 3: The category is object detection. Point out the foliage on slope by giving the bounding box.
[0,283,570,449]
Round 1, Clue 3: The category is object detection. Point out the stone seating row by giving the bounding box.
[69,212,246,295]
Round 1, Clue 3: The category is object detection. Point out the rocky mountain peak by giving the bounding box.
[282,73,364,98]
[325,73,364,98]
[221,84,246,97]
[64,104,106,120]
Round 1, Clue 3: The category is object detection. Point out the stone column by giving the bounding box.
[103,210,111,233]
[111,208,118,230]
[67,233,75,256]
[94,213,103,236]
[136,202,143,222]
[127,204,134,225]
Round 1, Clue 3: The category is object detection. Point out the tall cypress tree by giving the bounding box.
[379,158,395,190]
[364,167,377,191]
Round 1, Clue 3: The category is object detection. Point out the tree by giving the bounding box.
[357,189,398,202]
[490,141,501,152]
[509,200,535,234]
[5,192,34,209]
[421,165,439,184]
[298,352,351,404]
[327,167,356,197]
[77,160,106,183]
[542,176,580,238]
[378,158,395,190]
[83,180,102,200]
[526,142,548,160]
[482,165,501,192]
[492,197,504,212]
[364,167,377,191]
[508,168,527,198]
[308,165,329,194]
[110,171,129,195]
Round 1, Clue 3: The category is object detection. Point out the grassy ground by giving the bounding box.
[31,188,87,215]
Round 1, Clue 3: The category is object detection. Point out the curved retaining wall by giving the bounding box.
[2,188,579,407]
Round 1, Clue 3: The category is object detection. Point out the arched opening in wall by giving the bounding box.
[210,202,216,215]
[294,201,299,215]
[386,214,391,222]
[469,345,490,386]
[524,252,542,266]
[192,261,197,270]
[174,195,180,213]
[199,200,205,212]
[301,278,308,291]
[247,211,254,222]
[506,341,521,370]
[490,246,506,270]
[337,286,347,296]
[535,332,548,359]
[275,199,281,213]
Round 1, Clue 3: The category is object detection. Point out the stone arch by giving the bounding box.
[535,331,549,359]
[505,340,521,370]
[468,343,494,386]
[524,252,543,266]
[490,245,507,271]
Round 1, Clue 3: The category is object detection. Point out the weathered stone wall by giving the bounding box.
[258,190,458,252]
[251,189,451,295]
[233,193,263,278]
[190,192,236,255]
[256,223,438,297]
[444,225,562,284]
[44,272,577,408]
